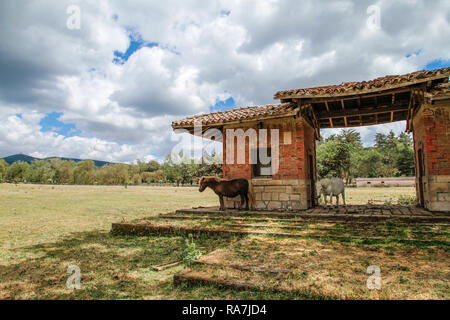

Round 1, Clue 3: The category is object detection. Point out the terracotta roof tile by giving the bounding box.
[172,103,296,128]
[274,67,450,99]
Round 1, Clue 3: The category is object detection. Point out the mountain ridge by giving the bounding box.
[2,154,113,167]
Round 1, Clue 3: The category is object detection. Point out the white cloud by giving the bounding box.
[0,0,449,162]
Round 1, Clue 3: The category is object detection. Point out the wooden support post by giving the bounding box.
[406,92,414,133]
[325,101,330,113]
[341,99,345,110]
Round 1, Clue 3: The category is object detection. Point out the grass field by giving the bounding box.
[1,183,441,300]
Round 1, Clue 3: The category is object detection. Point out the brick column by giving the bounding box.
[413,103,450,212]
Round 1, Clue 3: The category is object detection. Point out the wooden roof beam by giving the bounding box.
[318,105,409,119]
[304,88,413,104]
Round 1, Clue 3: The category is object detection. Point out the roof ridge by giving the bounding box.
[172,102,295,128]
[275,67,450,99]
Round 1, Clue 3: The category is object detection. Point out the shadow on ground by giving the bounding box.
[0,230,246,299]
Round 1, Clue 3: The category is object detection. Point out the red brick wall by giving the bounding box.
[222,117,314,181]
[413,105,450,176]
[222,127,253,180]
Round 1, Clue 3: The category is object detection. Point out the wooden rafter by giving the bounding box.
[318,105,409,119]
[303,88,412,104]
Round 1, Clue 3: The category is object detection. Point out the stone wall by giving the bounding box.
[413,103,450,212]
[224,178,309,211]
[355,177,415,187]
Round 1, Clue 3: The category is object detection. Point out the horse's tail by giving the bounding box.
[248,180,256,208]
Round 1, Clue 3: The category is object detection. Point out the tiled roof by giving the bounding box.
[274,67,450,99]
[172,103,296,128]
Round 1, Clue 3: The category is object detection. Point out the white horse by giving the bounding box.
[316,178,346,206]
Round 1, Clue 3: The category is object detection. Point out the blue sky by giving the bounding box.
[425,59,450,70]
[39,112,81,137]
[113,30,158,65]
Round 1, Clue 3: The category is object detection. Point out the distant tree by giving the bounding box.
[6,161,29,183]
[396,133,415,176]
[317,138,339,178]
[26,160,55,184]
[351,148,382,178]
[196,161,223,178]
[373,131,415,177]
[317,129,362,183]
[97,164,129,185]
[142,170,165,183]
[73,160,96,184]
[320,130,415,179]
[162,154,183,185]
[132,173,142,185]
[0,159,7,183]
[58,161,75,184]
[146,160,161,173]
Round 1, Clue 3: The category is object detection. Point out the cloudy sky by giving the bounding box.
[0,0,449,163]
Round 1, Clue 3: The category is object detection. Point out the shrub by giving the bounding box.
[182,235,202,267]
[398,195,417,205]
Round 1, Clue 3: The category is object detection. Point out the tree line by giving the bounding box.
[0,130,415,185]
[0,156,222,186]
[317,129,415,184]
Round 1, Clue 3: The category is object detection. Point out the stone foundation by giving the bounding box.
[224,179,309,211]
[422,175,450,212]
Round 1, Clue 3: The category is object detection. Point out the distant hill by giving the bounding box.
[2,154,113,167]
[2,154,37,164]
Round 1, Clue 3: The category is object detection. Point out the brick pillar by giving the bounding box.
[412,103,450,212]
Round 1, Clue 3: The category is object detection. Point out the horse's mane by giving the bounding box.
[201,176,223,183]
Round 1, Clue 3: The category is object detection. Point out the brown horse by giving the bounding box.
[199,176,255,211]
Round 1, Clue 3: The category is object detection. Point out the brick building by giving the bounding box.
[173,67,450,212]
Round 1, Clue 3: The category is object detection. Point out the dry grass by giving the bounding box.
[0,183,432,300]
[344,187,416,205]
[190,236,450,299]
[0,183,217,254]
